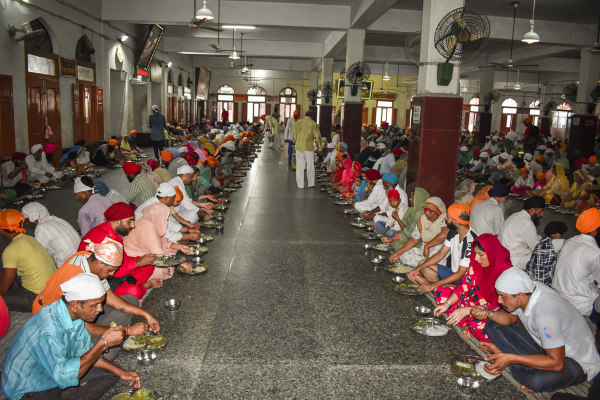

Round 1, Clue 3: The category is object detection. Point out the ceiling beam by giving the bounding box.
[350,0,398,29]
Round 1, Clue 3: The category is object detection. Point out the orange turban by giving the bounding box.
[576,208,600,233]
[206,157,218,168]
[259,115,265,120]
[174,186,183,202]
[107,139,118,146]
[293,109,299,116]
[523,117,532,124]
[161,150,173,162]
[589,156,597,165]
[536,172,546,180]
[447,203,470,226]
[129,130,137,135]
[335,152,343,161]
[520,167,529,175]
[536,156,545,163]
[0,209,26,233]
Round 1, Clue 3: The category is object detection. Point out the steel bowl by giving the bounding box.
[361,243,371,250]
[377,254,386,261]
[366,226,374,232]
[391,275,405,284]
[214,216,224,223]
[456,377,480,390]
[191,256,203,264]
[164,298,181,311]
[136,349,157,365]
[191,249,203,256]
[371,257,384,265]
[415,305,432,316]
[214,225,224,232]
[197,238,208,245]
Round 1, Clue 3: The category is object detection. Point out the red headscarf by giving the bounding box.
[469,234,512,309]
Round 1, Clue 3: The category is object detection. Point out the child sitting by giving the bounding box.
[375,189,407,239]
[511,167,534,196]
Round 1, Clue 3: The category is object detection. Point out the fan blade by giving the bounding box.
[210,44,222,51]
[454,16,467,29]
[434,31,456,47]
[200,26,223,32]
[470,33,486,41]
[447,37,457,54]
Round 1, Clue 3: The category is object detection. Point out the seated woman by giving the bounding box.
[455,179,475,203]
[538,163,569,204]
[121,203,193,301]
[511,168,534,196]
[562,170,596,212]
[433,234,512,342]
[387,186,428,247]
[389,196,448,268]
[334,159,361,194]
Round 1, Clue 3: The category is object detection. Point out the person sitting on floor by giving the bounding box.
[123,162,156,208]
[1,273,141,400]
[93,180,127,204]
[408,203,476,293]
[552,208,600,331]
[511,168,534,196]
[498,196,544,269]
[471,268,600,394]
[169,165,215,224]
[470,183,508,236]
[166,148,188,178]
[0,209,56,312]
[526,221,568,286]
[21,202,80,267]
[1,152,39,196]
[374,189,407,239]
[434,234,511,341]
[25,144,64,185]
[74,176,113,236]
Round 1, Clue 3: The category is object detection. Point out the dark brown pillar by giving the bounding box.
[567,115,598,165]
[342,103,363,158]
[308,105,318,120]
[476,112,491,145]
[407,96,462,206]
[319,105,333,141]
[540,117,551,138]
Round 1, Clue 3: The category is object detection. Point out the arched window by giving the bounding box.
[247,86,266,96]
[75,34,95,63]
[279,87,297,123]
[529,99,540,109]
[467,97,479,132]
[177,73,183,87]
[167,70,173,84]
[217,85,235,122]
[501,98,518,133]
[556,101,571,111]
[553,101,573,130]
[25,19,53,53]
[528,99,541,126]
[247,86,266,122]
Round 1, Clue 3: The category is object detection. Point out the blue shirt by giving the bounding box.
[148,113,166,141]
[1,300,92,400]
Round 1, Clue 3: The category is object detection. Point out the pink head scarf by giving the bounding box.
[84,237,124,266]
[122,203,175,257]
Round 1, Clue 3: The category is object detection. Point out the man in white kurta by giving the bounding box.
[553,208,600,321]
[25,144,63,184]
[498,196,544,269]
[293,110,323,189]
[20,202,80,267]
[470,184,508,236]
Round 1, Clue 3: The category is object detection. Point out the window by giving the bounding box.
[529,100,541,126]
[468,97,479,132]
[279,87,297,123]
[27,54,55,75]
[375,100,393,127]
[501,98,518,133]
[246,88,266,122]
[529,100,540,109]
[217,85,235,122]
[247,86,266,95]
[552,102,573,129]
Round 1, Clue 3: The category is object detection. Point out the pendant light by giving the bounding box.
[382,62,390,81]
[522,0,540,44]
[195,0,214,21]
[514,69,522,90]
[229,28,240,60]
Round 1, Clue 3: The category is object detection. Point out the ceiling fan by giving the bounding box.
[590,7,600,53]
[189,0,221,31]
[209,0,224,51]
[489,2,538,69]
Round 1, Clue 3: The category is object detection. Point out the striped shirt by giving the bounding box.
[126,174,157,207]
[78,193,113,236]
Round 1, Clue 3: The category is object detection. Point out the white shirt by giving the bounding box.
[513,283,600,381]
[284,117,296,141]
[25,153,55,177]
[470,198,504,236]
[498,210,540,269]
[553,234,600,315]
[35,215,80,267]
[355,180,386,212]
[169,176,199,214]
[379,153,396,174]
[1,161,22,187]
[514,175,534,188]
[67,253,110,291]
[383,203,408,231]
[443,228,477,272]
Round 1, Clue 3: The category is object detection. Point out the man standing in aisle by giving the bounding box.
[293,110,323,189]
[149,105,166,160]
[284,109,300,169]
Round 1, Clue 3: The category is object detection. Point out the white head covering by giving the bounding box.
[178,146,188,154]
[74,177,93,193]
[524,153,533,161]
[60,273,106,301]
[460,145,469,151]
[21,202,50,223]
[545,148,555,154]
[177,165,194,175]
[31,144,43,154]
[376,143,386,149]
[152,105,159,113]
[156,183,176,197]
[368,141,376,148]
[327,143,335,149]
[499,152,509,159]
[480,151,489,158]
[495,267,536,295]
[222,141,236,151]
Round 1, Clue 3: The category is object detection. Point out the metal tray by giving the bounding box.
[411,317,450,336]
[394,283,422,295]
[153,255,185,267]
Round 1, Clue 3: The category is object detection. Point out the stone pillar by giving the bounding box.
[540,117,550,137]
[320,58,334,140]
[475,66,494,143]
[575,48,600,115]
[476,112,492,144]
[342,29,365,157]
[407,0,464,206]
[567,116,598,163]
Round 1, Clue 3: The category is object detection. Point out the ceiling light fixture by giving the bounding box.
[382,62,390,81]
[195,0,214,21]
[167,61,172,68]
[522,0,540,44]
[221,25,256,30]
[513,69,522,90]
[120,34,128,42]
[229,28,240,60]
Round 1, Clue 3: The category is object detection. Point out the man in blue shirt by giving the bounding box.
[149,105,167,160]
[1,273,140,400]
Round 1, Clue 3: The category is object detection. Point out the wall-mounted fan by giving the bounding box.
[483,90,500,112]
[307,89,318,106]
[320,82,333,103]
[562,83,578,101]
[8,22,44,42]
[543,101,557,116]
[404,31,421,65]
[345,61,371,96]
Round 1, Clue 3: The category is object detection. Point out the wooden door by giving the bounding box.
[405,109,411,128]
[177,99,184,123]
[391,108,397,125]
[371,108,377,126]
[241,103,247,122]
[0,75,16,158]
[72,84,92,143]
[92,86,104,141]
[265,103,271,116]
[362,107,368,124]
[26,76,61,150]
[44,79,61,148]
[233,102,239,123]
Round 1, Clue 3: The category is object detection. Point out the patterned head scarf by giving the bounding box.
[0,209,27,233]
[84,237,124,267]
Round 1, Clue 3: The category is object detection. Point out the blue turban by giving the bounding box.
[382,173,399,185]
[340,142,348,150]
[93,181,109,196]
[488,184,510,197]
[166,147,180,157]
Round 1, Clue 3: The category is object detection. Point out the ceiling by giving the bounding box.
[101,0,600,87]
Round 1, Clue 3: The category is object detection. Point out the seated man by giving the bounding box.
[123,162,156,208]
[408,203,476,292]
[472,268,600,393]
[1,152,39,196]
[74,176,113,236]
[169,166,215,224]
[0,209,55,312]
[21,202,80,267]
[25,144,63,184]
[526,221,568,286]
[1,273,140,400]
[166,148,188,178]
[498,196,544,269]
[553,208,600,330]
[470,184,508,236]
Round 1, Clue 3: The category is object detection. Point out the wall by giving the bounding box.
[0,0,193,152]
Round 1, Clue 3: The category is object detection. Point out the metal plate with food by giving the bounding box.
[360,232,380,240]
[373,243,393,252]
[451,355,486,379]
[203,222,223,229]
[334,199,352,206]
[385,264,412,274]
[111,388,162,400]
[178,263,207,275]
[394,283,422,295]
[45,185,62,190]
[350,221,370,228]
[200,234,213,241]
[224,187,237,192]
[144,333,167,349]
[190,245,209,254]
[215,205,227,211]
[121,335,147,352]
[153,255,185,267]
[343,208,359,215]
[411,317,450,336]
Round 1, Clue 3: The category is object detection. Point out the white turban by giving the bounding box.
[73,177,93,193]
[177,165,194,175]
[178,147,188,154]
[368,141,376,148]
[31,144,43,154]
[460,146,469,151]
[21,202,50,223]
[524,153,533,161]
[327,143,335,149]
[156,183,176,197]
[60,273,106,301]
[222,141,235,151]
[376,143,386,149]
[480,151,489,158]
[500,152,509,159]
[545,148,555,154]
[495,267,536,295]
[152,105,159,113]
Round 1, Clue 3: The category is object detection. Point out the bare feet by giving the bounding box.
[479,341,501,355]
[520,385,533,393]
[381,237,393,243]
[463,327,473,339]
[144,279,163,289]
[412,274,426,285]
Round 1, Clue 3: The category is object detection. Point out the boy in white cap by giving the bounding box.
[25,144,64,184]
[1,273,140,399]
[471,268,600,394]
